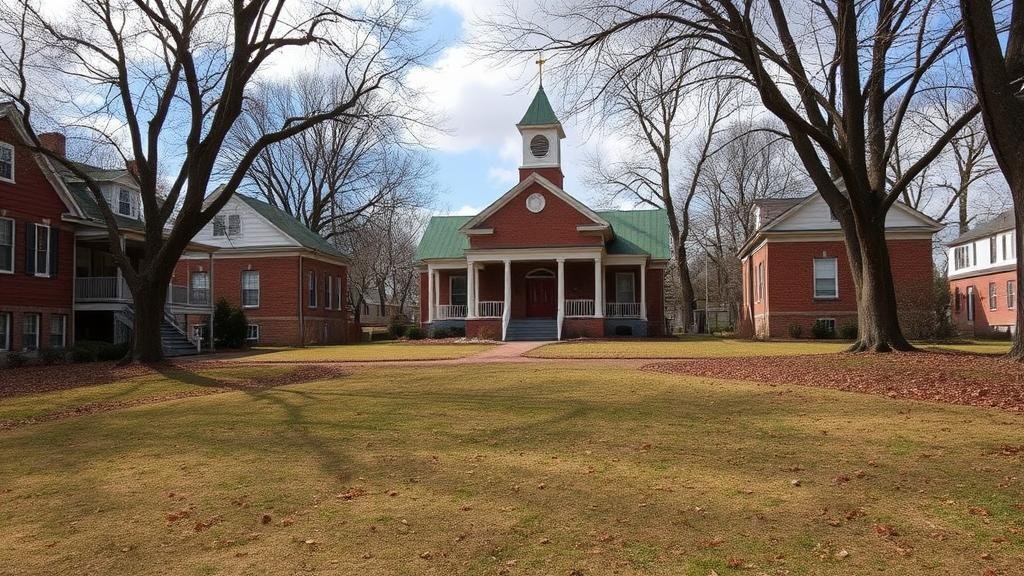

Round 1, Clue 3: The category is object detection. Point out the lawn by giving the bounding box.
[528,337,1012,359]
[1,363,1021,575]
[235,341,496,362]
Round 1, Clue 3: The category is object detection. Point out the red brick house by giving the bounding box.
[175,189,350,347]
[947,209,1017,336]
[0,103,216,357]
[416,86,670,341]
[738,195,940,339]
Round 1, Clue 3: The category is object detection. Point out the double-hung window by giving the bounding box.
[335,277,343,309]
[989,282,998,310]
[0,142,13,182]
[813,258,838,299]
[118,188,133,217]
[325,275,333,309]
[308,271,317,308]
[0,312,9,351]
[246,324,260,342]
[757,263,765,302]
[22,313,39,351]
[0,217,12,273]
[1009,281,1017,310]
[34,224,50,277]
[50,315,66,348]
[614,272,635,303]
[241,270,260,307]
[451,276,468,306]
[190,271,210,305]
[991,237,998,264]
[213,214,241,237]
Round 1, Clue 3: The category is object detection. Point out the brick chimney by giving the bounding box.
[38,132,66,158]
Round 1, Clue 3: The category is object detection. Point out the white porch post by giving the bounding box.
[594,257,604,318]
[640,260,648,321]
[466,260,477,319]
[426,264,435,323]
[502,259,512,340]
[556,258,565,340]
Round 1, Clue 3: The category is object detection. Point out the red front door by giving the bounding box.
[526,277,556,317]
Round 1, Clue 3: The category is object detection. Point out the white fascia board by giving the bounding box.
[465,246,605,261]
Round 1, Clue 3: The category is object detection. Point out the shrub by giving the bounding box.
[837,322,857,340]
[69,340,128,363]
[214,298,248,348]
[448,326,466,338]
[614,324,633,337]
[432,327,451,339]
[388,320,407,338]
[5,351,27,368]
[983,327,1013,341]
[811,320,835,339]
[787,323,803,339]
[39,348,66,365]
[406,326,426,340]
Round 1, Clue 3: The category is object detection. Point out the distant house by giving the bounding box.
[947,209,1017,335]
[355,294,412,327]
[415,85,671,341]
[175,190,351,346]
[0,103,215,357]
[737,195,940,339]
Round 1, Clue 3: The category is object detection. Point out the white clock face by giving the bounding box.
[526,192,546,213]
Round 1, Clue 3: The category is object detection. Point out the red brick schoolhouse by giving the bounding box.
[738,195,940,339]
[416,86,671,341]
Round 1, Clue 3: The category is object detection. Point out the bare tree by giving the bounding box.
[0,0,429,361]
[485,0,978,352]
[225,73,434,239]
[588,45,739,332]
[959,0,1024,359]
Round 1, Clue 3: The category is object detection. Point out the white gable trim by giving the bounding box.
[760,193,942,233]
[204,185,301,248]
[458,172,610,233]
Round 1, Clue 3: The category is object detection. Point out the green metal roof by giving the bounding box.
[416,215,471,260]
[518,86,561,126]
[416,209,670,261]
[234,194,349,261]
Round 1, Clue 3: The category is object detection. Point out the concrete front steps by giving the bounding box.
[505,318,557,341]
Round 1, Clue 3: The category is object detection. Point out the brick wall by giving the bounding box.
[465,318,501,340]
[0,116,75,351]
[950,270,1018,335]
[518,167,564,187]
[562,317,603,338]
[744,238,934,339]
[468,185,605,249]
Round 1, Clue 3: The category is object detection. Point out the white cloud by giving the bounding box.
[444,204,482,216]
[487,166,516,185]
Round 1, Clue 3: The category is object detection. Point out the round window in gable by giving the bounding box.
[529,134,550,158]
[526,192,546,213]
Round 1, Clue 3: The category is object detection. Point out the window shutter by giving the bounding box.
[25,224,35,276]
[49,228,59,277]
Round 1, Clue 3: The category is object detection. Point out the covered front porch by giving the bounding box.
[424,250,656,341]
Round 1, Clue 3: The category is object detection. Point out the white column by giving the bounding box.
[502,259,512,340]
[594,257,603,318]
[640,260,648,321]
[556,258,565,340]
[427,264,435,323]
[466,260,477,319]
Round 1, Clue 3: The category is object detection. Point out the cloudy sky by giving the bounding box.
[409,0,611,216]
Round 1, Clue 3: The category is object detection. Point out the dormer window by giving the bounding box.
[0,142,13,182]
[213,214,241,237]
[118,188,133,217]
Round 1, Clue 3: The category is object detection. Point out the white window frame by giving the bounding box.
[967,286,975,321]
[1009,280,1016,310]
[0,141,14,183]
[212,215,226,237]
[614,271,636,303]
[813,257,838,299]
[450,274,468,306]
[989,282,998,311]
[0,216,13,274]
[990,236,998,264]
[34,223,50,278]
[23,312,39,351]
[227,214,241,236]
[308,271,317,308]
[816,318,836,333]
[50,314,66,348]
[241,270,260,308]
[335,277,343,309]
[0,312,10,351]
[118,188,133,217]
[325,274,333,309]
[246,324,260,342]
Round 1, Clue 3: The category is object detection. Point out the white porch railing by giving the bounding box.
[75,276,131,301]
[565,299,595,317]
[606,302,641,317]
[478,301,504,318]
[436,304,468,319]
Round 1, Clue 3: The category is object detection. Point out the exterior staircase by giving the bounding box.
[505,318,557,341]
[161,319,200,357]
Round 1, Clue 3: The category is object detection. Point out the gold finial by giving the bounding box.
[535,52,547,87]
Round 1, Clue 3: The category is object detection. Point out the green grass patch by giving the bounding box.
[235,341,496,362]
[0,364,1021,574]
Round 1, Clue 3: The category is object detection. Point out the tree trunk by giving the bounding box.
[676,243,695,334]
[131,278,169,363]
[847,222,913,352]
[958,191,969,235]
[1009,201,1024,359]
